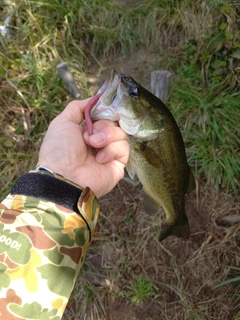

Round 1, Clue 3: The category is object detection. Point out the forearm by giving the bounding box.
[0,169,99,319]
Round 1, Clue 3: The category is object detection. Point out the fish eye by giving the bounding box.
[129,86,139,98]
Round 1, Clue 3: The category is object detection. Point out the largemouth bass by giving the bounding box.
[85,69,195,241]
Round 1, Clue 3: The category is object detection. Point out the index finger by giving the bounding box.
[84,120,129,148]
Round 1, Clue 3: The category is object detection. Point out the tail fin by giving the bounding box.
[158,216,190,241]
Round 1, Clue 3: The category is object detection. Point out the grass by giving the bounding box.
[69,278,106,320]
[168,81,240,194]
[1,0,240,319]
[216,266,240,285]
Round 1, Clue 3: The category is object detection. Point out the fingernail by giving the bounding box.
[83,131,89,141]
[90,132,106,144]
[96,151,105,163]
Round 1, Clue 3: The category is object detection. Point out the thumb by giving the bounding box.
[60,98,92,125]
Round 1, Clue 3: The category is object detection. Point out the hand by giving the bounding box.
[37,98,130,197]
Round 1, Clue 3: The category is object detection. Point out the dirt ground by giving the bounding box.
[86,47,160,93]
[63,47,240,320]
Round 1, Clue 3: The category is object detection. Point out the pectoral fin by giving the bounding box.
[126,159,137,180]
[139,141,160,168]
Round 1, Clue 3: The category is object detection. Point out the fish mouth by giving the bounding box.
[90,69,124,121]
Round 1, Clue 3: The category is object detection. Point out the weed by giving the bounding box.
[174,43,202,85]
[119,275,159,303]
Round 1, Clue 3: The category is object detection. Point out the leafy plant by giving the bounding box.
[174,43,202,85]
[119,275,159,303]
[201,3,240,88]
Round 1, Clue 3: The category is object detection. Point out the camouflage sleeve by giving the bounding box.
[0,169,100,320]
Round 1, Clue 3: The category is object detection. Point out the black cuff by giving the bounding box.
[11,172,82,213]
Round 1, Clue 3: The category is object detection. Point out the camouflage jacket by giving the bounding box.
[0,169,100,319]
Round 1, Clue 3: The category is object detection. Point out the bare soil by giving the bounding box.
[92,179,239,320]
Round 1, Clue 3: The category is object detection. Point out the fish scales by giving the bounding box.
[128,102,189,229]
[86,69,195,241]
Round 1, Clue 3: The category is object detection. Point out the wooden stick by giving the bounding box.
[150,70,171,101]
[56,62,81,99]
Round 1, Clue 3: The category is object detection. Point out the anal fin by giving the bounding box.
[143,192,161,215]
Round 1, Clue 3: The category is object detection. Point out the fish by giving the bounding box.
[85,69,195,241]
